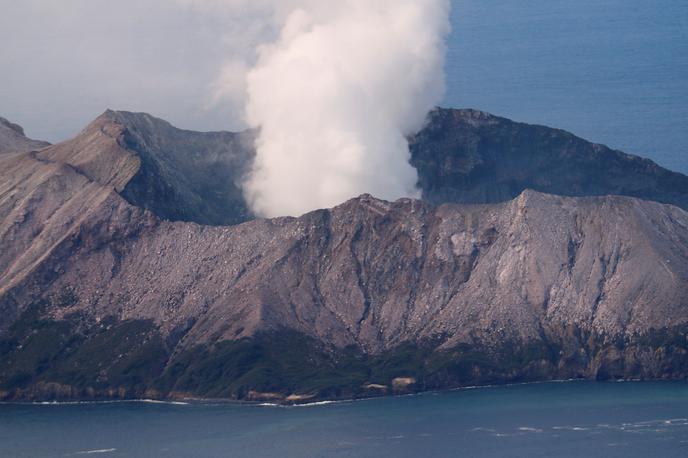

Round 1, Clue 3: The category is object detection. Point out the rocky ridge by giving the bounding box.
[0,117,50,154]
[410,109,688,211]
[14,107,687,229]
[0,109,687,402]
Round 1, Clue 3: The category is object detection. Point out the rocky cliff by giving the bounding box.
[0,109,687,402]
[410,109,688,211]
[0,117,50,154]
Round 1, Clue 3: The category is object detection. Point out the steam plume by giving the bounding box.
[194,0,451,217]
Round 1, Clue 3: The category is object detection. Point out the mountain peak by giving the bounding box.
[0,116,50,154]
[83,109,256,225]
[99,109,175,131]
[0,116,25,136]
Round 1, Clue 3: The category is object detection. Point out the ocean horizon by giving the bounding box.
[446,0,688,174]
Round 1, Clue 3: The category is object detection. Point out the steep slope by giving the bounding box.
[107,110,255,226]
[8,190,687,349]
[410,108,688,209]
[1,138,687,400]
[0,117,50,153]
[16,108,687,229]
[27,110,254,226]
[1,109,688,402]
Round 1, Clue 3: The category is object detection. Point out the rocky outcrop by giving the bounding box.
[409,108,688,210]
[108,110,255,226]
[0,109,687,402]
[0,117,49,154]
[43,110,255,226]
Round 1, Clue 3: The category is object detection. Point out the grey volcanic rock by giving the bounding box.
[0,117,50,153]
[103,110,254,225]
[108,110,255,225]
[1,124,688,400]
[23,110,254,226]
[4,182,687,352]
[15,107,687,229]
[410,108,688,210]
[1,109,687,401]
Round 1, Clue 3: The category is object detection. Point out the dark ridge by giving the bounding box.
[104,110,256,226]
[6,108,688,226]
[110,107,688,226]
[0,117,25,136]
[409,108,688,210]
[0,116,50,154]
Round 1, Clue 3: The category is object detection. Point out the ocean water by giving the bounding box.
[1,382,687,457]
[446,0,688,174]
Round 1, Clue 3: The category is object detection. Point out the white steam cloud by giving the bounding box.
[190,0,450,217]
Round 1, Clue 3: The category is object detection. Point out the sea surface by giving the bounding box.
[446,0,688,174]
[1,382,687,457]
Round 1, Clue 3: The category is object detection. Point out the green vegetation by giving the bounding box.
[158,331,369,399]
[158,334,563,400]
[0,301,166,398]
[1,302,686,402]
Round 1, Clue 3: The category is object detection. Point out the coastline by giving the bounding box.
[1,378,680,408]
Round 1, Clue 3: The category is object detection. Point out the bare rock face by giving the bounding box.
[0,117,50,154]
[409,108,688,210]
[4,185,687,349]
[55,110,255,226]
[107,110,255,226]
[0,110,687,402]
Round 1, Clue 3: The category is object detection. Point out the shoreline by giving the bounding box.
[1,378,682,408]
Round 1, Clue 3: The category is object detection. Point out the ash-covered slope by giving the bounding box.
[31,110,254,226]
[7,189,687,351]
[1,109,688,402]
[108,110,255,226]
[1,128,687,401]
[0,117,49,154]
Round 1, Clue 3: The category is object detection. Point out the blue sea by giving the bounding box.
[445,0,688,174]
[1,382,687,457]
